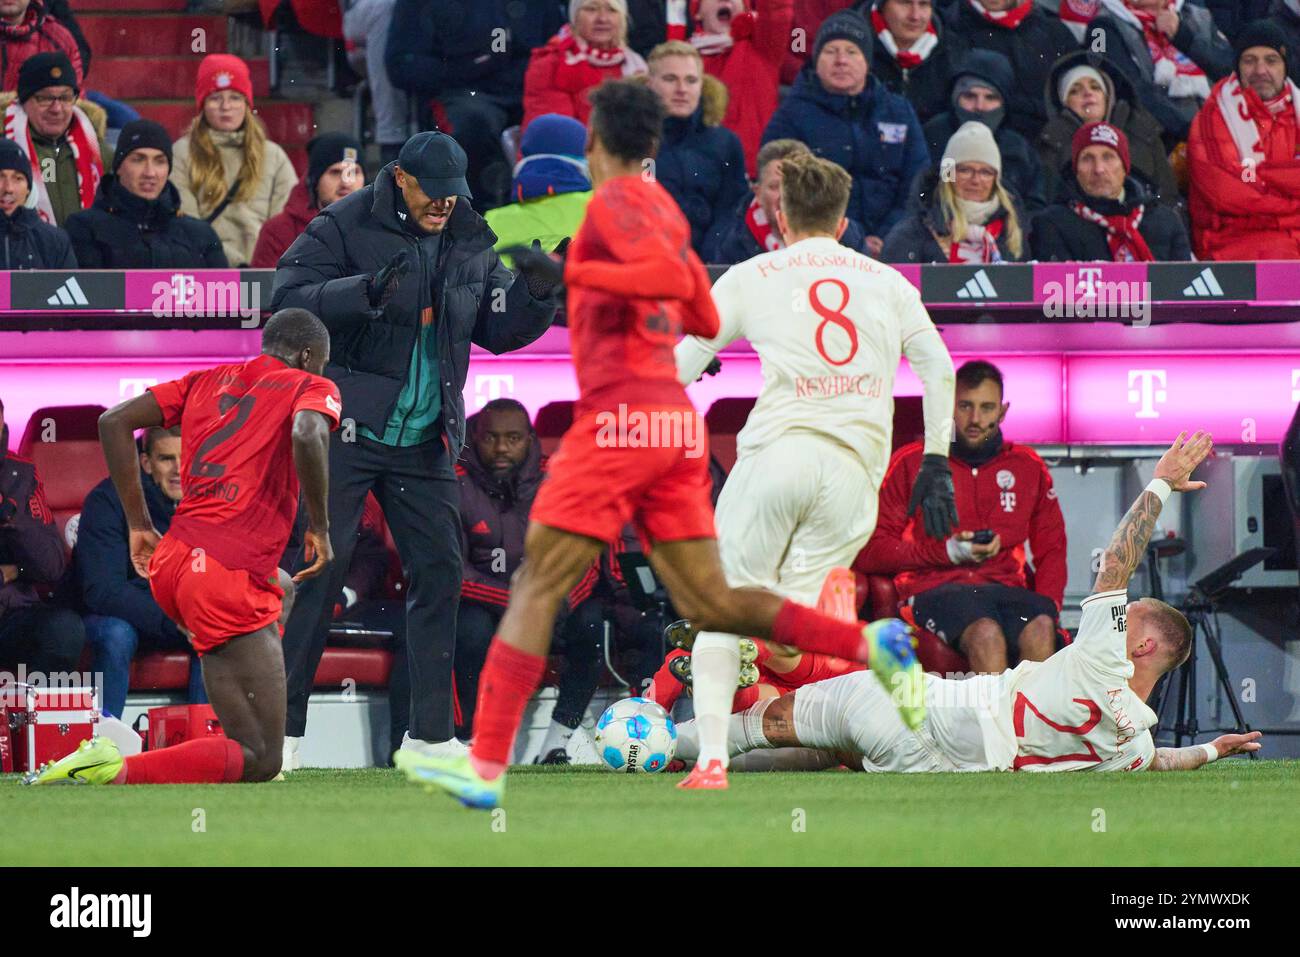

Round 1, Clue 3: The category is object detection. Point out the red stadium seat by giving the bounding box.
[704,397,755,473]
[18,405,109,546]
[130,647,394,692]
[862,572,972,675]
[534,400,575,457]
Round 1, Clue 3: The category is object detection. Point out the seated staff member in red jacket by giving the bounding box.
[252,132,365,268]
[856,359,1067,672]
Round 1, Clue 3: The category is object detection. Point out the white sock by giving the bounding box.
[691,631,742,768]
[539,719,576,756]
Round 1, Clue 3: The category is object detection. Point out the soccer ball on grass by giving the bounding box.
[594,697,677,773]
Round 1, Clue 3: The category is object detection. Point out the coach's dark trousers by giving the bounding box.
[282,431,461,742]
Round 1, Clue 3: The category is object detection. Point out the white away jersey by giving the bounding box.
[952,590,1158,773]
[674,237,952,486]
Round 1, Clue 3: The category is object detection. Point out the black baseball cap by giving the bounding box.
[397,131,471,200]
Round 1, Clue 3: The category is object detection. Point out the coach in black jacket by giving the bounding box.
[271,131,559,757]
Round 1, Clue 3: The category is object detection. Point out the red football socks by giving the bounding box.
[772,600,869,663]
[469,639,547,780]
[121,737,245,784]
[646,649,689,712]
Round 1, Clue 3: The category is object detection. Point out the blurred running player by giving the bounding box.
[676,431,1265,774]
[394,79,924,809]
[26,308,340,786]
[673,154,958,787]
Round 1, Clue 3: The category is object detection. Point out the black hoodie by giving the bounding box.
[1029,175,1191,262]
[63,176,227,269]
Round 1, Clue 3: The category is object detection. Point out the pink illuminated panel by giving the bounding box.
[1066,355,1300,444]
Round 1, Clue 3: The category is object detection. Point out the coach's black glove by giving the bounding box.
[368,250,411,309]
[503,238,569,300]
[697,358,722,382]
[907,453,958,540]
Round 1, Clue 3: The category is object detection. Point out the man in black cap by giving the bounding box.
[253,131,366,268]
[5,50,112,226]
[63,119,226,269]
[0,137,75,268]
[271,130,562,767]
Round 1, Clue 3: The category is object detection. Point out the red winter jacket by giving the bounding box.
[252,180,316,268]
[1189,76,1300,261]
[0,0,83,92]
[522,30,646,135]
[854,439,1068,610]
[781,0,853,85]
[699,0,793,177]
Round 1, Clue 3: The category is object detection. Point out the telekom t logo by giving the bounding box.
[119,378,158,398]
[474,373,515,409]
[1076,267,1103,299]
[170,273,196,309]
[1127,369,1167,419]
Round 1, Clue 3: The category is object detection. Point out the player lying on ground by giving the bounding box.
[673,431,1264,773]
[393,80,934,809]
[26,308,340,785]
[670,153,958,789]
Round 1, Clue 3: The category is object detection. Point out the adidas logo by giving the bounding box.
[1182,268,1224,298]
[955,269,998,300]
[46,277,89,306]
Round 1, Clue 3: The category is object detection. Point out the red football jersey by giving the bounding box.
[562,175,720,411]
[149,353,342,579]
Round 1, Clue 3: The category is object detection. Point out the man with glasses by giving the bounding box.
[2,50,112,226]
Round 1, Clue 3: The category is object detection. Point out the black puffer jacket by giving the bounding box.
[270,163,559,455]
[881,165,1028,264]
[0,204,75,269]
[1029,174,1191,261]
[656,101,750,256]
[943,0,1079,143]
[63,177,227,269]
[456,409,544,608]
[0,425,67,617]
[1037,48,1179,208]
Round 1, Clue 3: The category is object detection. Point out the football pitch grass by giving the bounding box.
[4,761,1298,867]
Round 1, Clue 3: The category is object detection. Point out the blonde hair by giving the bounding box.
[184,107,269,213]
[756,138,810,178]
[571,0,630,48]
[648,40,703,70]
[936,176,1023,259]
[779,153,852,235]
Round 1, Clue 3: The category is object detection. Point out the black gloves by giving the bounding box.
[907,453,958,540]
[502,238,569,300]
[699,358,722,381]
[368,250,411,309]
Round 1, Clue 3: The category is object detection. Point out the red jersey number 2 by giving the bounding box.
[1011,693,1104,770]
[810,279,858,367]
[191,394,257,479]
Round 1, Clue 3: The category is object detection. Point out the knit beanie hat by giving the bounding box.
[0,138,32,189]
[813,9,873,66]
[943,120,1002,175]
[512,113,591,201]
[1234,19,1290,76]
[1058,64,1108,108]
[195,53,254,111]
[17,51,78,103]
[113,119,174,174]
[307,131,363,196]
[1072,121,1130,172]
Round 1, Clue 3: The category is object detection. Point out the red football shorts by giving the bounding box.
[148,533,284,656]
[530,405,716,547]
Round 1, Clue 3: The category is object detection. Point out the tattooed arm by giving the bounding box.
[1092,431,1214,594]
[1151,732,1263,771]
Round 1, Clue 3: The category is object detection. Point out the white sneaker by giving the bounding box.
[282,736,302,773]
[399,732,469,759]
[566,727,601,766]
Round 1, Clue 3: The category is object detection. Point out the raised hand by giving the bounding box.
[1154,431,1213,492]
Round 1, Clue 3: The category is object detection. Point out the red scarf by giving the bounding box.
[871,8,939,70]
[4,101,101,225]
[1070,199,1155,261]
[966,0,1034,29]
[555,24,639,71]
[744,196,783,251]
[947,218,1004,263]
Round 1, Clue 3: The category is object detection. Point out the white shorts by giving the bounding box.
[714,432,879,604]
[791,671,993,772]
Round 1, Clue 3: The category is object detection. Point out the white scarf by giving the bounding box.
[690,31,735,56]
[1216,74,1300,166]
[875,22,938,68]
[958,195,1000,225]
[3,102,102,225]
[1097,0,1210,101]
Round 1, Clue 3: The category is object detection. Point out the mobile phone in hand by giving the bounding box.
[971,529,995,545]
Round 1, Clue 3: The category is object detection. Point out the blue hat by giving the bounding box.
[513,114,591,202]
[398,130,471,199]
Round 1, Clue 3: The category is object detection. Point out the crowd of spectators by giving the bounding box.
[6,0,1300,745]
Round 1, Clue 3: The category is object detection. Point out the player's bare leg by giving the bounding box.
[192,623,288,781]
[959,618,1009,673]
[1016,614,1056,663]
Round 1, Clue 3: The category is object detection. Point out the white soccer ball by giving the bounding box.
[594,697,677,773]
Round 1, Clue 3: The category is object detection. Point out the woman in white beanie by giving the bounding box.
[882,120,1025,264]
[522,0,648,135]
[1037,49,1178,206]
